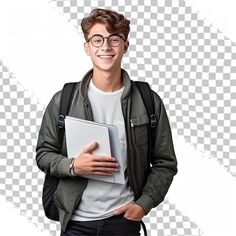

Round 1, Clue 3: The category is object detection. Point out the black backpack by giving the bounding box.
[42,81,157,235]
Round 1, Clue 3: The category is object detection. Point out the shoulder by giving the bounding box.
[48,90,62,108]
[43,90,62,119]
[131,81,162,103]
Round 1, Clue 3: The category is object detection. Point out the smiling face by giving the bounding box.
[84,23,129,75]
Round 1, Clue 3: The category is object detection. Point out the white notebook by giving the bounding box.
[65,116,125,184]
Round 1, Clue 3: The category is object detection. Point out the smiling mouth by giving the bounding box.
[98,55,114,59]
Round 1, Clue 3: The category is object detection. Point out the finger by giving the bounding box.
[92,160,119,168]
[91,171,114,176]
[91,166,119,173]
[92,156,117,163]
[123,215,141,221]
[113,205,128,215]
[82,141,98,154]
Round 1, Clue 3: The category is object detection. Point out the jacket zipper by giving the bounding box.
[130,119,134,127]
[121,100,137,199]
[84,99,93,121]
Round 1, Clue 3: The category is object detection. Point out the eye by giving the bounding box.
[93,38,102,43]
[109,37,120,43]
[91,36,103,44]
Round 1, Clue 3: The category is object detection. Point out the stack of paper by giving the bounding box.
[65,116,125,184]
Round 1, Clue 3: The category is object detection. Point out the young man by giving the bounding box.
[36,8,177,236]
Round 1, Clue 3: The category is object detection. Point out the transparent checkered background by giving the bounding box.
[1,0,236,235]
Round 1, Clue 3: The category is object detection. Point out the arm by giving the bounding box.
[35,92,74,177]
[113,92,177,220]
[136,92,178,214]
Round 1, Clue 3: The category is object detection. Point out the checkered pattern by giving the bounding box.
[143,201,201,236]
[0,0,236,235]
[0,60,61,234]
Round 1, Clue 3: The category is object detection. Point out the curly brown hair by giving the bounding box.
[81,8,130,41]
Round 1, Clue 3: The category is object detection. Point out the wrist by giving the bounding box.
[69,158,76,176]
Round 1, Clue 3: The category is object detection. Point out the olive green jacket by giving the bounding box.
[36,69,177,231]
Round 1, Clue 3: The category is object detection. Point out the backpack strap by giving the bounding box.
[135,81,157,236]
[57,82,77,152]
[134,81,157,162]
[135,81,157,128]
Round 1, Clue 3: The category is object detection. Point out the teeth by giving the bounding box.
[99,55,113,58]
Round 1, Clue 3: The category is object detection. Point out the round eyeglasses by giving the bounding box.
[87,34,126,48]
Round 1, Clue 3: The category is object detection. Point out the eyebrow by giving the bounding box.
[87,34,125,41]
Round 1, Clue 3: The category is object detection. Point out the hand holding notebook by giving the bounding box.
[72,141,119,177]
[65,116,126,184]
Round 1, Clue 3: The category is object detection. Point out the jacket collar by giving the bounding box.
[80,69,132,101]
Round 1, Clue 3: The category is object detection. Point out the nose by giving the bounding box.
[101,37,112,49]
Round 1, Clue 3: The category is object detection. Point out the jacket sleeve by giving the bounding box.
[35,92,74,177]
[136,92,178,213]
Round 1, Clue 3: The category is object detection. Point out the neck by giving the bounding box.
[92,68,123,92]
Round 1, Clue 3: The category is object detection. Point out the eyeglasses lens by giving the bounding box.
[91,35,122,47]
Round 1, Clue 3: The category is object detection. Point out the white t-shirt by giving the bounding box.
[71,80,134,221]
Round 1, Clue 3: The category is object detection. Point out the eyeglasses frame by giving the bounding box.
[86,34,126,48]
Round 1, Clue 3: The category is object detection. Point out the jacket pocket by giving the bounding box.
[130,114,149,146]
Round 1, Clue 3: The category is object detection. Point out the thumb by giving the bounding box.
[82,141,98,154]
[113,205,128,216]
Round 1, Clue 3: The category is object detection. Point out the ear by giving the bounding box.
[84,42,90,56]
[123,41,129,53]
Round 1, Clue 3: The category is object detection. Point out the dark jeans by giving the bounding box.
[60,215,141,236]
